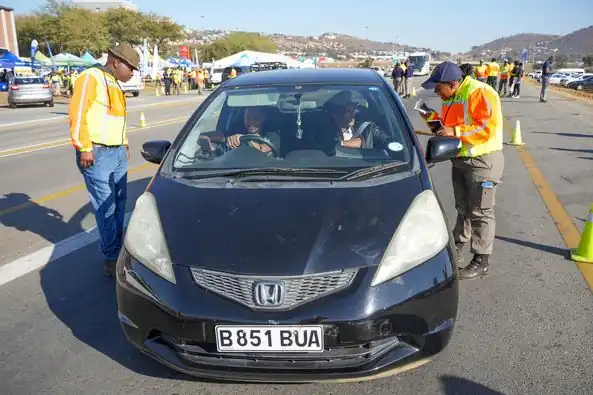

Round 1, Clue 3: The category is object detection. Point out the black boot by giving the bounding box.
[459,254,489,280]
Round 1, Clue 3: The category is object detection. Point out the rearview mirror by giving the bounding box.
[425,136,462,164]
[141,140,171,164]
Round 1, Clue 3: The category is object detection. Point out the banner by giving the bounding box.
[30,39,39,69]
[521,48,528,64]
[179,45,190,60]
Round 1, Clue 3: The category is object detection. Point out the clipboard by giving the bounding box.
[427,120,443,134]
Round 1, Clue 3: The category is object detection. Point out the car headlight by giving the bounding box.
[371,190,449,287]
[124,192,176,284]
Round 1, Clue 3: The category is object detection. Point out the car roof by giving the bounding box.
[222,68,384,87]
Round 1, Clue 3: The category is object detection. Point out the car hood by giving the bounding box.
[149,174,424,276]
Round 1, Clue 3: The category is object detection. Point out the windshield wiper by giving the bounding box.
[339,161,406,181]
[174,168,349,180]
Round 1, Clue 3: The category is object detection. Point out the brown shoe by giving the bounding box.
[103,260,117,277]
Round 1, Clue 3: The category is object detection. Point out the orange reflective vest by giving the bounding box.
[475,65,488,79]
[427,77,503,158]
[500,64,510,80]
[69,67,127,152]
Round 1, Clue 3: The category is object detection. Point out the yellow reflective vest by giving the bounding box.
[69,67,127,152]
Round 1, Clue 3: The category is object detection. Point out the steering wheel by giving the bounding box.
[239,134,280,157]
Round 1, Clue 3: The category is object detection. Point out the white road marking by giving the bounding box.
[0,212,131,287]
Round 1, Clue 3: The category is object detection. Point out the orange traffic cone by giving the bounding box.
[571,205,593,264]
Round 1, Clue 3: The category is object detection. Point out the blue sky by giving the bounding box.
[6,0,592,53]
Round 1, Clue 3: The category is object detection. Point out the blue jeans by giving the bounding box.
[540,77,550,101]
[76,146,128,261]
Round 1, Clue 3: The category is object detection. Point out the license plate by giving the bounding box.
[215,325,324,353]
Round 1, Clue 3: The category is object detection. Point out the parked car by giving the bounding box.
[117,68,460,383]
[7,76,53,108]
[567,75,593,91]
[561,73,593,87]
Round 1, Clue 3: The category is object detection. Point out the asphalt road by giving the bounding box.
[0,81,592,394]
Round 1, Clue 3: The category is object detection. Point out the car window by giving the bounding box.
[15,77,45,85]
[171,83,410,173]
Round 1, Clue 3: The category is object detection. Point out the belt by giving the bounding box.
[92,142,122,148]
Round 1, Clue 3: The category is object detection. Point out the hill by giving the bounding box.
[186,30,437,58]
[468,33,558,55]
[548,25,593,54]
[467,26,593,61]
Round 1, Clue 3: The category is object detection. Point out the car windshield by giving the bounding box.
[15,77,45,85]
[170,83,411,176]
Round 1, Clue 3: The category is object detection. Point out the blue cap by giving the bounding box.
[421,61,463,90]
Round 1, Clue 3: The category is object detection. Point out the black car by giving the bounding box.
[116,68,461,383]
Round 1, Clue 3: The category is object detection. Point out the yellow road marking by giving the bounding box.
[0,97,201,131]
[503,119,593,292]
[0,162,156,217]
[0,116,188,158]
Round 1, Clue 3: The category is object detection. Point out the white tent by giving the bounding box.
[212,50,308,69]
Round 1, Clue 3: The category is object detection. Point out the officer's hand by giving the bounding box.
[80,151,95,168]
[437,127,456,137]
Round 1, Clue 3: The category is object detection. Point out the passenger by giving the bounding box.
[308,90,395,154]
[199,107,278,154]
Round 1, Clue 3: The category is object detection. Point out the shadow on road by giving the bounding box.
[439,375,506,394]
[495,235,568,258]
[1,177,197,380]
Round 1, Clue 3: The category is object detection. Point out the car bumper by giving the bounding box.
[9,93,52,104]
[116,248,458,383]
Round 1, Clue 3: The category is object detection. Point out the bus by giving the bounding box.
[408,52,431,76]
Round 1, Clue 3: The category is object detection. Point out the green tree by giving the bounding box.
[142,13,187,48]
[200,32,277,61]
[104,8,147,46]
[583,55,593,68]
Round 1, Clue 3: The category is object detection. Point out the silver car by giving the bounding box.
[8,76,54,108]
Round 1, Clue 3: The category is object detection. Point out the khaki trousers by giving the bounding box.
[451,150,504,255]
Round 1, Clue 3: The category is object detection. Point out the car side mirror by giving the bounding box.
[425,136,462,164]
[141,140,171,164]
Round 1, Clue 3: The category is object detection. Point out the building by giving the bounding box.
[71,0,138,12]
[0,5,18,56]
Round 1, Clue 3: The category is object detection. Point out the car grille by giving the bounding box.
[190,268,358,310]
[158,334,403,370]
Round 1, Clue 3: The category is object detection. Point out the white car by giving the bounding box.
[548,73,570,85]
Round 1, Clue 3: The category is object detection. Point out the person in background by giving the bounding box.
[507,59,515,92]
[196,68,204,96]
[163,68,172,96]
[391,61,404,95]
[420,62,504,280]
[540,56,553,103]
[498,59,510,96]
[404,58,414,98]
[511,62,524,98]
[475,60,488,83]
[460,63,474,79]
[69,43,139,277]
[486,57,500,90]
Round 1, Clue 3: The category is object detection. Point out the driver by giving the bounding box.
[308,90,395,154]
[198,107,277,154]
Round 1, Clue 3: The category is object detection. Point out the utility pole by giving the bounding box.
[364,26,369,57]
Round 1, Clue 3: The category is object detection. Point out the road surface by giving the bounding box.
[0,82,591,395]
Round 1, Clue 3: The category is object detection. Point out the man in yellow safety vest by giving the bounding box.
[69,43,139,276]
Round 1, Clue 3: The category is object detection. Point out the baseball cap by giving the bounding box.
[421,61,463,90]
[108,43,140,71]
